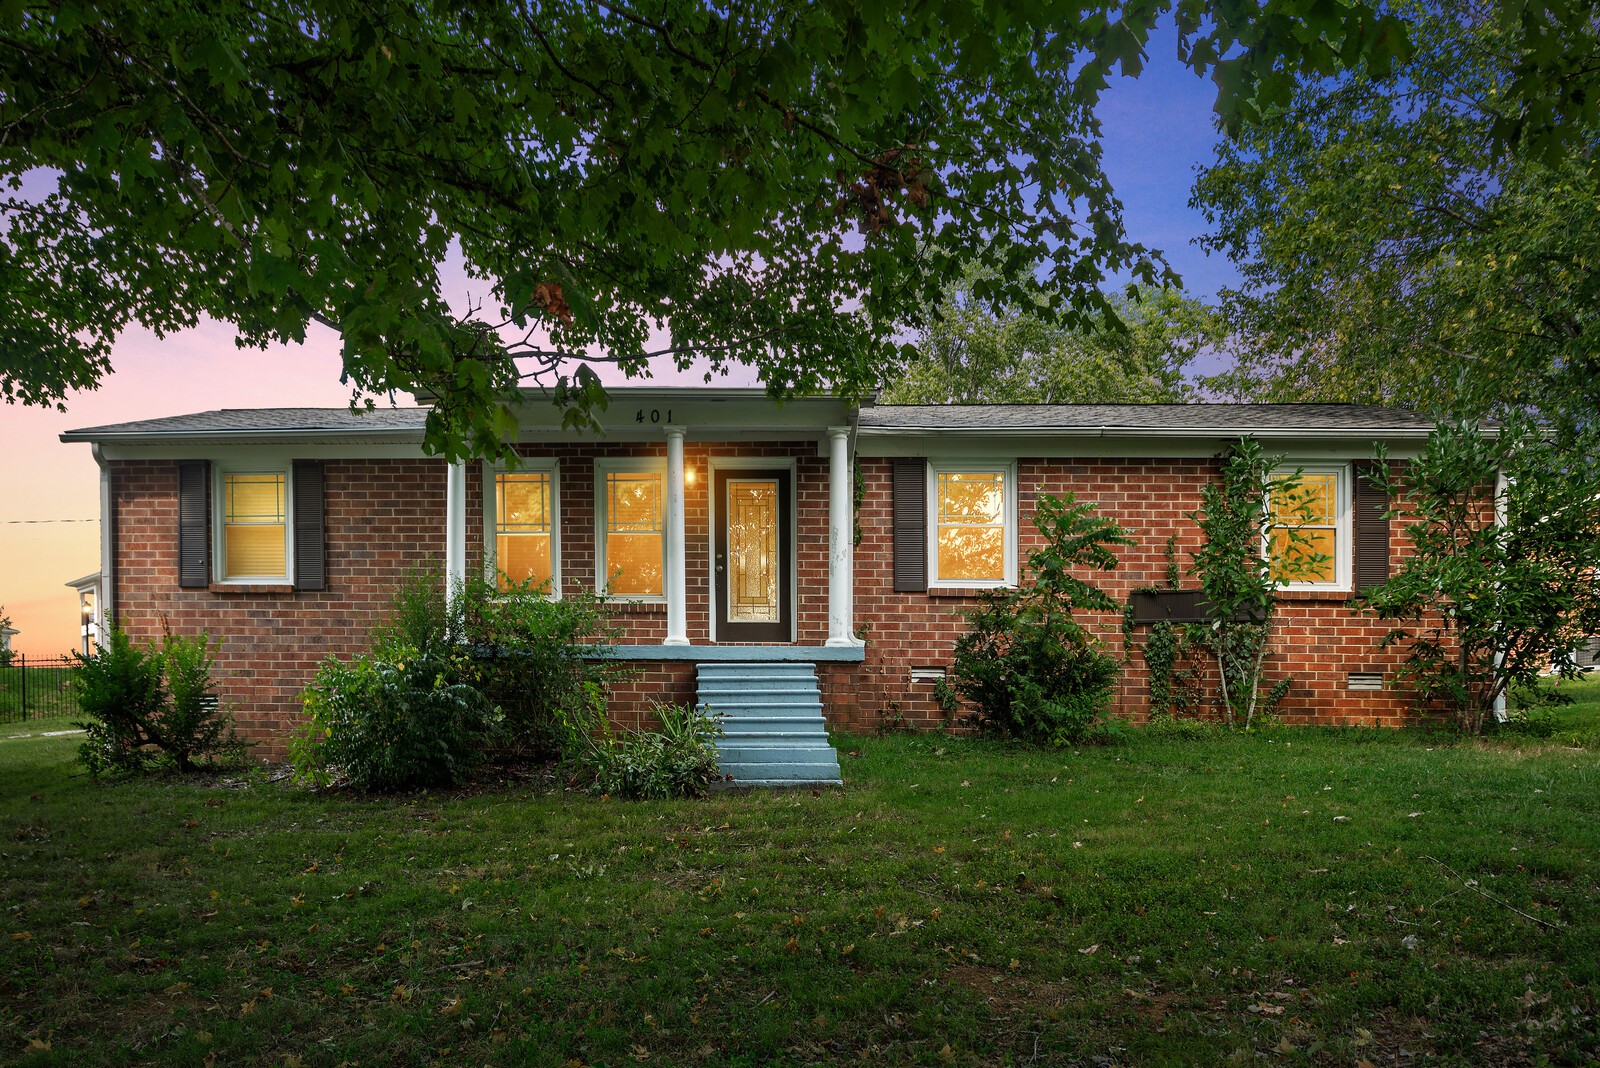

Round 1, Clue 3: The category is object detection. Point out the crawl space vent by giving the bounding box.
[910,666,947,683]
[1347,672,1384,691]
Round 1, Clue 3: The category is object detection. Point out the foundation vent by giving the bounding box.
[1347,672,1384,691]
[910,666,947,683]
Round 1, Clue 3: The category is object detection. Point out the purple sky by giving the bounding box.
[1,29,1235,654]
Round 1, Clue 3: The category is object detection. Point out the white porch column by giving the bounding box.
[826,425,859,646]
[445,459,467,608]
[664,426,689,645]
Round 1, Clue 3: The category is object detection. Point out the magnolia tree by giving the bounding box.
[1366,418,1600,734]
[1188,438,1326,729]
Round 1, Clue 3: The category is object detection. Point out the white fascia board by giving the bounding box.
[856,424,1437,439]
[92,441,435,462]
[507,390,851,438]
[856,432,1430,461]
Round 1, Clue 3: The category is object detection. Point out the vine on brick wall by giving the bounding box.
[1124,536,1202,717]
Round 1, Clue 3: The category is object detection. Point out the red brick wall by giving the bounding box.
[850,456,1418,731]
[109,449,1424,756]
[109,442,835,756]
[110,458,449,755]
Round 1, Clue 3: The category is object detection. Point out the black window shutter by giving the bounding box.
[293,461,326,591]
[891,458,928,593]
[177,460,211,588]
[1354,463,1390,593]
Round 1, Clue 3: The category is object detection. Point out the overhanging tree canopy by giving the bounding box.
[2,1,1417,457]
[1192,1,1600,425]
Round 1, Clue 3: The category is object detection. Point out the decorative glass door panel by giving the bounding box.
[727,480,779,623]
[714,469,792,642]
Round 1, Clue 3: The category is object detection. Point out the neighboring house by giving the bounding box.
[61,392,1435,762]
[64,572,103,657]
[0,623,16,660]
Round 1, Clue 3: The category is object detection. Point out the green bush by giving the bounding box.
[582,703,723,800]
[455,574,613,756]
[294,643,493,791]
[294,569,613,790]
[75,627,242,775]
[952,601,1122,744]
[947,493,1132,746]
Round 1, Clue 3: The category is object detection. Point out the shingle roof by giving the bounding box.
[61,407,430,442]
[858,403,1436,435]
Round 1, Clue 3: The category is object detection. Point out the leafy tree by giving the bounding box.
[1,1,1414,458]
[881,270,1219,404]
[1192,1,1600,427]
[1188,437,1325,729]
[1365,417,1600,735]
[945,493,1135,745]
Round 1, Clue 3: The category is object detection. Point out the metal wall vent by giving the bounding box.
[910,666,947,683]
[1347,672,1384,691]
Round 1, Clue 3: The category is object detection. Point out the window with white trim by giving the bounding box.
[486,461,559,594]
[1268,464,1350,589]
[595,459,666,598]
[216,469,291,583]
[928,463,1016,586]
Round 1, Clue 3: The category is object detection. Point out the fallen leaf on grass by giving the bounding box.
[10,932,31,941]
[1079,944,1099,955]
[24,1038,50,1053]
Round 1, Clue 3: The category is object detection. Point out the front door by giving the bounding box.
[714,469,793,642]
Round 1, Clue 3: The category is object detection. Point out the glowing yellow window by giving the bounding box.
[1269,471,1338,583]
[936,470,1007,582]
[604,471,663,596]
[223,473,287,579]
[495,472,553,593]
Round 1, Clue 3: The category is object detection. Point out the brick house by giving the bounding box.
[62,391,1434,777]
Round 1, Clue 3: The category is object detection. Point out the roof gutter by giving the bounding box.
[855,425,1439,439]
[58,427,428,446]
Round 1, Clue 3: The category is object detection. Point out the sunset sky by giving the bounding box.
[1,24,1237,655]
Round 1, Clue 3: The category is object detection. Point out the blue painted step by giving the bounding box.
[696,662,842,788]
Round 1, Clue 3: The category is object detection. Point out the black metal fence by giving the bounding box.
[0,654,80,723]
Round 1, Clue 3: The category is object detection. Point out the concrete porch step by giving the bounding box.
[696,661,842,788]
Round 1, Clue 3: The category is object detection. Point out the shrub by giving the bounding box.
[75,627,242,775]
[582,703,723,800]
[948,493,1132,745]
[455,574,613,756]
[294,644,493,791]
[293,568,613,790]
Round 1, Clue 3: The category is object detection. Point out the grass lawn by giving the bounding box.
[3,718,1599,1066]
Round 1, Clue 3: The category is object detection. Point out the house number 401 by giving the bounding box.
[634,408,672,424]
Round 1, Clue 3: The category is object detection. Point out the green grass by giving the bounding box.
[3,725,1599,1066]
